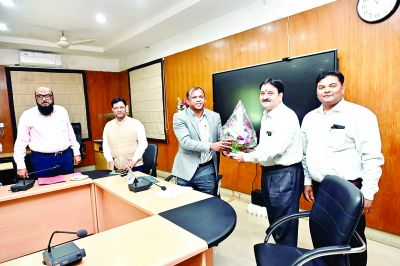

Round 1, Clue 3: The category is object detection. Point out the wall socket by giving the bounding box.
[0,123,4,128]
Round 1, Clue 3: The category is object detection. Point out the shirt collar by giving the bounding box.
[265,102,284,118]
[317,98,346,114]
[115,115,128,124]
[189,108,206,119]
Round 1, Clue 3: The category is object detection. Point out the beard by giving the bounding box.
[37,102,54,116]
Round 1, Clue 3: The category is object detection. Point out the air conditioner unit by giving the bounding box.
[19,51,63,68]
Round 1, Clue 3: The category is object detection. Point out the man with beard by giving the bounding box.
[13,87,81,178]
[171,87,231,195]
[232,78,303,246]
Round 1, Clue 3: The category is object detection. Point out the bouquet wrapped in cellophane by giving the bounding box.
[221,100,257,153]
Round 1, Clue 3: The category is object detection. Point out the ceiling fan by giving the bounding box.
[55,31,94,48]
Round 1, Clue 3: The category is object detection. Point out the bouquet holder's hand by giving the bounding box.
[229,151,244,162]
[211,141,232,152]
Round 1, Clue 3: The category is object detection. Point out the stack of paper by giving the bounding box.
[38,175,66,185]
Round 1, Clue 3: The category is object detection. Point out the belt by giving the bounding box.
[262,162,302,171]
[31,148,70,156]
[198,160,214,168]
[313,178,363,188]
[348,178,362,187]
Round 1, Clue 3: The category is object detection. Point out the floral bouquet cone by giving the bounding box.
[221,100,257,153]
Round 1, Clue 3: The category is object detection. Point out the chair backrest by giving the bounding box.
[142,144,158,177]
[71,122,86,159]
[310,175,364,265]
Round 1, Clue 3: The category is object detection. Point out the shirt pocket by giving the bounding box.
[55,117,68,133]
[328,128,353,151]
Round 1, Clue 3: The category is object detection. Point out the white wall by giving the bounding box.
[0,48,120,72]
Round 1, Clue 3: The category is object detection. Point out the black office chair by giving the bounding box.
[142,143,158,177]
[71,122,86,159]
[254,175,366,266]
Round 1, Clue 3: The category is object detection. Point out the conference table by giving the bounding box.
[0,171,237,265]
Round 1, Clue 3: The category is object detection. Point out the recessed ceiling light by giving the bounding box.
[96,14,107,24]
[0,0,15,7]
[0,23,9,31]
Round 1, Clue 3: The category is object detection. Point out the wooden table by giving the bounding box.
[0,178,97,263]
[1,215,211,266]
[94,174,211,231]
[0,172,236,265]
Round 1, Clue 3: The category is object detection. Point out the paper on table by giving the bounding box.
[70,172,89,181]
[153,185,192,198]
[38,175,66,185]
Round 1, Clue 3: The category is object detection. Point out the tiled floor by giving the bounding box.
[214,192,400,266]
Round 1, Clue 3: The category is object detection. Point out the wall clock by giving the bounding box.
[357,0,400,23]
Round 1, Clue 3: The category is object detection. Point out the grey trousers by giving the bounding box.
[261,162,304,246]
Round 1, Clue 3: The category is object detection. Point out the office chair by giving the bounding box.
[142,143,158,177]
[71,123,86,159]
[254,175,366,266]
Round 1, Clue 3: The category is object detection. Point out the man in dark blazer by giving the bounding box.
[171,87,231,195]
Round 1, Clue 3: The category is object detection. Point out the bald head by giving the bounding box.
[35,87,52,95]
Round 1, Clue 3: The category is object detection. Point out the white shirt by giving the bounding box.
[243,103,302,167]
[102,116,148,164]
[13,105,80,169]
[301,99,384,200]
[193,110,212,164]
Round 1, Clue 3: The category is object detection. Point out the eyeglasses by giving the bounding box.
[35,94,53,100]
[112,106,126,110]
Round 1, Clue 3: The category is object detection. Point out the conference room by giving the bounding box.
[0,0,399,265]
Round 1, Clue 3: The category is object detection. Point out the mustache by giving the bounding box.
[261,99,271,102]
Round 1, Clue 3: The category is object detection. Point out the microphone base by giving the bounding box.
[10,179,35,192]
[43,242,86,266]
[128,178,152,192]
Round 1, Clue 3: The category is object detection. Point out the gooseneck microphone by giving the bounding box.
[11,165,61,192]
[28,164,60,178]
[47,229,88,253]
[43,229,87,266]
[153,182,167,191]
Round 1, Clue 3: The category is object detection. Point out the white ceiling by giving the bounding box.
[0,0,261,57]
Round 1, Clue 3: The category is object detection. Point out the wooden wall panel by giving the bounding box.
[159,0,400,234]
[0,67,13,152]
[287,0,400,237]
[160,19,290,192]
[83,71,124,166]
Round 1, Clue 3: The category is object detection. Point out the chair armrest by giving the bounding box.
[81,143,86,159]
[291,245,351,266]
[264,211,310,242]
[348,231,367,254]
[291,232,366,266]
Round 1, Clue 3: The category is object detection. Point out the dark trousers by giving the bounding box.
[131,165,145,173]
[177,160,218,196]
[261,162,304,246]
[312,179,367,266]
[30,149,74,178]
